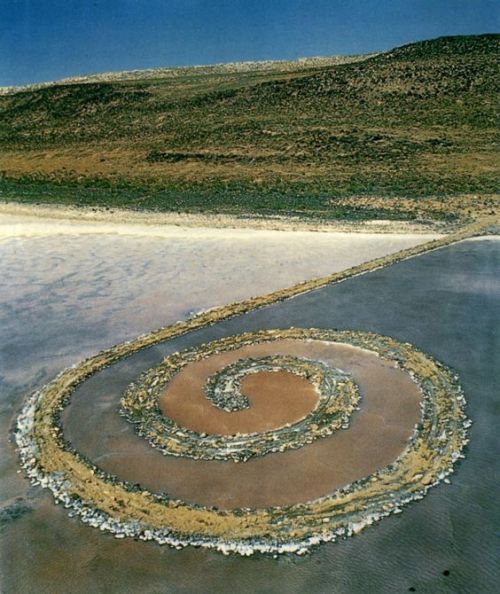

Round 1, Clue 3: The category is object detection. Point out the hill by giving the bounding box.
[0,54,370,95]
[0,34,498,223]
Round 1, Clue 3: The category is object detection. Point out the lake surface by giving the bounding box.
[0,233,498,593]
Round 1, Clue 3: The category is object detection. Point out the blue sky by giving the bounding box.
[1,0,498,86]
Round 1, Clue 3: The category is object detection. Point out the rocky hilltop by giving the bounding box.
[0,54,371,95]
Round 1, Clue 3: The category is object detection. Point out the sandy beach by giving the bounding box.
[0,201,448,239]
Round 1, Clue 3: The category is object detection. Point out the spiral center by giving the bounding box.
[160,353,322,435]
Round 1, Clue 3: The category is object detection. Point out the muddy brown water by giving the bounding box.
[161,343,320,434]
[165,368,320,432]
[63,339,421,508]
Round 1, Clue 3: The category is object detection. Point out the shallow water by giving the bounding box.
[64,339,421,508]
[1,233,498,593]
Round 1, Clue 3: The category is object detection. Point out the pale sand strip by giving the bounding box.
[0,201,447,238]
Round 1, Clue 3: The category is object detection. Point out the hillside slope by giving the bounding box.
[0,34,498,222]
[0,54,370,95]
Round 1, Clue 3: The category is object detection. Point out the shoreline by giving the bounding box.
[0,200,452,238]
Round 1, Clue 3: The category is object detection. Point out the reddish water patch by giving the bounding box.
[66,339,422,508]
[161,356,320,434]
